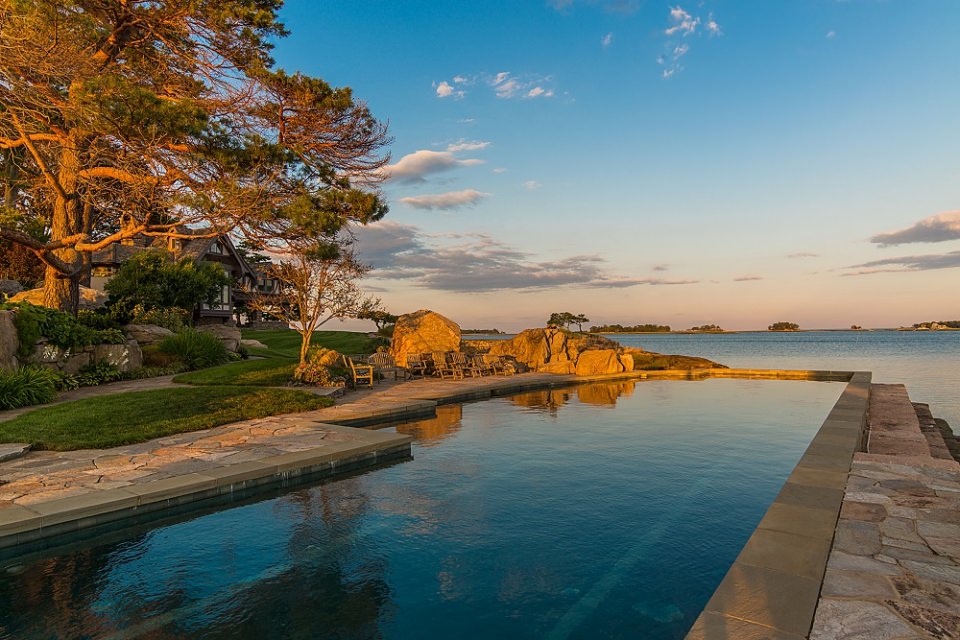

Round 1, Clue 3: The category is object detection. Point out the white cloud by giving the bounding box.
[493,167,507,174]
[453,75,469,83]
[522,180,542,190]
[706,14,722,36]
[447,139,490,152]
[398,189,491,211]
[665,6,700,36]
[489,71,556,100]
[434,80,466,99]
[870,211,960,246]
[602,32,614,48]
[658,4,722,78]
[826,30,836,39]
[381,150,484,182]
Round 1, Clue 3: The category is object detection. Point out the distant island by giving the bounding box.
[900,321,960,331]
[768,321,800,331]
[589,323,672,333]
[462,328,505,334]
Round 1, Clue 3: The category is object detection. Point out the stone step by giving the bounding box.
[934,418,960,464]
[867,384,930,457]
[0,444,31,464]
[912,402,954,461]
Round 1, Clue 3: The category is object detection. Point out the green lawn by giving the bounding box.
[242,329,377,357]
[0,386,333,451]
[174,329,375,386]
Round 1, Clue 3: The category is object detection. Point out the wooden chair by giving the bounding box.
[369,352,403,380]
[471,355,494,376]
[431,351,463,380]
[491,355,515,376]
[451,352,481,378]
[406,353,429,378]
[342,355,374,388]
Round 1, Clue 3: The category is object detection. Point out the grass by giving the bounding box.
[0,386,333,451]
[174,329,375,386]
[242,329,376,357]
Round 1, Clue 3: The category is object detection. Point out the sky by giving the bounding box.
[273,0,960,332]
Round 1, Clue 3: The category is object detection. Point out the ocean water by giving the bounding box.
[601,331,960,430]
[0,379,843,640]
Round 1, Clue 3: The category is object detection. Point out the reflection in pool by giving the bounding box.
[0,379,843,640]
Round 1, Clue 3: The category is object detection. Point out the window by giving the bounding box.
[209,240,224,255]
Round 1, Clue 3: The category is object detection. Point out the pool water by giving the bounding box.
[0,379,843,640]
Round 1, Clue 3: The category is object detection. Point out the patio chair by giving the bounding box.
[342,355,374,388]
[369,351,403,380]
[471,354,494,376]
[406,353,429,378]
[451,352,482,378]
[491,355,515,376]
[432,351,463,380]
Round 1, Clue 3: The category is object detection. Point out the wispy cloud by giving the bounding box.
[844,250,960,275]
[446,139,490,152]
[522,180,542,190]
[787,252,820,259]
[658,4,722,78]
[665,6,700,36]
[491,71,555,99]
[652,264,669,272]
[434,80,465,99]
[354,222,692,292]
[547,0,639,14]
[493,167,508,174]
[733,275,764,282]
[870,211,960,246]
[381,150,484,183]
[826,30,836,39]
[435,72,557,100]
[602,32,614,48]
[398,189,491,211]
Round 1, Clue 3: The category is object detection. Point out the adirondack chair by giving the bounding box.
[369,351,403,380]
[406,353,429,378]
[450,352,481,377]
[431,351,463,380]
[471,354,495,376]
[490,355,515,376]
[342,355,374,388]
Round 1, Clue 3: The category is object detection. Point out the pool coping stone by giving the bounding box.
[685,372,871,640]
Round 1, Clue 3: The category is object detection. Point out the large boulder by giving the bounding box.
[389,309,461,366]
[0,280,24,298]
[124,324,175,346]
[92,341,143,372]
[488,328,554,368]
[199,324,241,352]
[574,349,626,376]
[9,286,107,310]
[0,310,18,372]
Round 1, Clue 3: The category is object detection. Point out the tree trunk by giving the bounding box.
[41,141,82,314]
[299,330,312,365]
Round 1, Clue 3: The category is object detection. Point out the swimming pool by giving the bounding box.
[0,378,843,639]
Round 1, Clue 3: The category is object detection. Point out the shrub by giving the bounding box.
[0,302,123,356]
[129,304,189,332]
[293,347,342,386]
[158,329,229,370]
[0,366,58,410]
[74,361,123,386]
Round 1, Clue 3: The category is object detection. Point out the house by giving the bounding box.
[87,223,261,325]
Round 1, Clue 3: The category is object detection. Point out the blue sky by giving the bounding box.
[274,0,960,331]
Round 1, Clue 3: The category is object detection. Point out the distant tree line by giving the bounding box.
[462,328,505,334]
[689,324,723,332]
[589,323,671,333]
[768,321,800,331]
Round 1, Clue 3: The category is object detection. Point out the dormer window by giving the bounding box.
[209,240,224,255]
